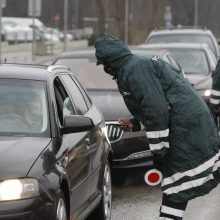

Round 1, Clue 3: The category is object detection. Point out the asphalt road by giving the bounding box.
[111,169,220,220]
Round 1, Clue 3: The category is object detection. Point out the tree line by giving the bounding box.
[2,0,220,44]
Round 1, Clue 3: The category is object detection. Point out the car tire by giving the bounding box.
[56,190,67,220]
[89,161,112,220]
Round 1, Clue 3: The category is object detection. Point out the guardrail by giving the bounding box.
[1,39,88,64]
[1,40,88,53]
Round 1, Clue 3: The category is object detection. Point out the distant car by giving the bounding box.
[0,64,112,220]
[144,26,220,58]
[52,49,188,184]
[2,17,45,44]
[138,43,217,104]
[44,27,61,42]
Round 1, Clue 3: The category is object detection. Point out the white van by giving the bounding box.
[2,17,45,44]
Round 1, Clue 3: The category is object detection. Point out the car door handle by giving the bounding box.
[85,138,90,150]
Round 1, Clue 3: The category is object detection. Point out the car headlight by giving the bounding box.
[204,89,211,97]
[0,178,39,201]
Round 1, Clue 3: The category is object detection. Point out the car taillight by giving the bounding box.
[144,169,163,186]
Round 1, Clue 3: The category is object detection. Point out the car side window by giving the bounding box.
[60,75,88,115]
[167,54,181,71]
[54,77,76,125]
[71,75,92,109]
[162,55,170,64]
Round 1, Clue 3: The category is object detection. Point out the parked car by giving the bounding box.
[52,49,187,184]
[144,26,220,58]
[138,43,217,104]
[0,64,112,220]
[2,17,45,44]
[44,27,73,42]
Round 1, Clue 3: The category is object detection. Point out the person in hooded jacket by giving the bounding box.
[95,33,220,220]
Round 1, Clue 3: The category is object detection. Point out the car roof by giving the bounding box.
[149,27,212,35]
[56,49,95,59]
[54,47,178,65]
[55,47,170,60]
[0,64,70,80]
[138,42,211,50]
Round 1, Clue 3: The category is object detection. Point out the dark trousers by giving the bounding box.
[159,194,188,220]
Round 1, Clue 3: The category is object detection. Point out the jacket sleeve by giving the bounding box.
[129,117,141,132]
[210,59,220,111]
[125,60,169,156]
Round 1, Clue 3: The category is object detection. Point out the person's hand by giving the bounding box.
[210,105,220,118]
[213,108,220,115]
[118,118,133,132]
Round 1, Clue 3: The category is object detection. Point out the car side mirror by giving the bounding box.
[61,115,94,134]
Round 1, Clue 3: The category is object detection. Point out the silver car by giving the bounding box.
[138,43,217,104]
[144,26,220,58]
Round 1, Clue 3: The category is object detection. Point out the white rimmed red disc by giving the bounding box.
[144,169,163,186]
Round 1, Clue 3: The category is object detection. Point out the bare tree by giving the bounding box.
[96,0,106,33]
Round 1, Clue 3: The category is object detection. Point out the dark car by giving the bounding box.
[0,64,112,220]
[138,43,217,104]
[52,49,186,183]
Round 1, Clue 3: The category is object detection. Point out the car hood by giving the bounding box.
[87,89,131,121]
[0,136,51,179]
[185,73,212,91]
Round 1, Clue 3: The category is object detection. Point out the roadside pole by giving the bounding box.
[63,0,68,51]
[194,0,198,27]
[28,0,41,61]
[124,0,129,44]
[32,5,36,61]
[0,3,2,63]
[0,0,6,64]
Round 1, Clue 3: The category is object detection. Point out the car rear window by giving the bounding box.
[170,49,209,74]
[147,34,215,55]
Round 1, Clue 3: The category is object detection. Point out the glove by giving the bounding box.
[153,154,165,173]
[210,103,220,116]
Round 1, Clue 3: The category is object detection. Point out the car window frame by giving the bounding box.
[53,76,77,126]
[70,75,92,108]
[166,54,181,71]
[59,74,89,115]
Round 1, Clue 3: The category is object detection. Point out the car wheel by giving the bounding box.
[56,190,67,220]
[90,161,112,220]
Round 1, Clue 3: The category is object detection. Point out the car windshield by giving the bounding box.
[0,79,49,136]
[169,49,209,74]
[132,49,161,58]
[147,34,215,54]
[55,58,117,89]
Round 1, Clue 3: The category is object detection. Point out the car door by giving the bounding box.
[61,74,104,202]
[53,76,91,217]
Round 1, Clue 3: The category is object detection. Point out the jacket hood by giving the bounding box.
[95,33,132,69]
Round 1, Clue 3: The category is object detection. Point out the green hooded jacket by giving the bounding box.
[95,33,220,203]
[210,59,220,111]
